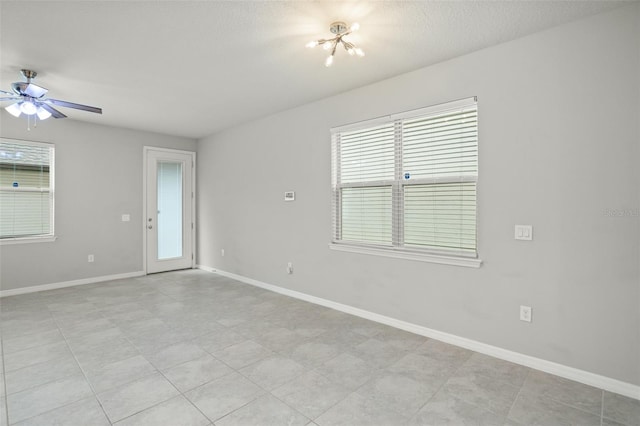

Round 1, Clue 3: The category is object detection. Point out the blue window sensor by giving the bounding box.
[12,182,18,188]
[404,173,410,180]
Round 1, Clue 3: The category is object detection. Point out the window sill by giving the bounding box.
[329,243,482,268]
[0,235,57,246]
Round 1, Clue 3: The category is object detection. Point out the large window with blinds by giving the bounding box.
[0,138,55,241]
[331,97,478,264]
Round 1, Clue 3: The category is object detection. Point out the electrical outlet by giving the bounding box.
[88,254,95,263]
[221,249,225,257]
[520,305,532,322]
[515,225,533,241]
[121,214,130,222]
[287,262,293,274]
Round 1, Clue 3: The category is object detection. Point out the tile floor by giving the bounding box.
[0,269,638,425]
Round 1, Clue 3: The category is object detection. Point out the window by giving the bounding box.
[331,97,479,266]
[0,138,55,242]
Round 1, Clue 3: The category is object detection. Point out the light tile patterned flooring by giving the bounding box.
[0,269,638,425]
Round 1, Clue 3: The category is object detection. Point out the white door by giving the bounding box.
[144,147,195,274]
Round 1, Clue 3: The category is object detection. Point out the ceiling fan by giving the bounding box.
[1,69,102,120]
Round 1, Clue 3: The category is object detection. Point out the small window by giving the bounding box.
[0,138,55,241]
[331,97,478,262]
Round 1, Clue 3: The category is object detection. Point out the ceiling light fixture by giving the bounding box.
[1,69,102,130]
[306,21,364,67]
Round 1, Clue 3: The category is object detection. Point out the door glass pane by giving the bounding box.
[157,161,182,259]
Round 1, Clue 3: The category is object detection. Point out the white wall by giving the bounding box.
[197,4,640,386]
[0,116,196,290]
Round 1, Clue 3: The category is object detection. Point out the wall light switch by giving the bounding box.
[121,214,131,222]
[515,225,533,241]
[284,191,295,201]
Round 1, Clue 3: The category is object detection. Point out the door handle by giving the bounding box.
[148,225,153,229]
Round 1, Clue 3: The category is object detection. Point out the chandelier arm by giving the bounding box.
[310,21,364,66]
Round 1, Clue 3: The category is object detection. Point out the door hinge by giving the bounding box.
[191,223,194,229]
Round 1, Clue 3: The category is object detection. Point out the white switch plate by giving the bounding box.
[121,214,130,222]
[515,225,533,240]
[88,254,95,263]
[520,305,532,322]
[284,191,295,201]
[287,262,293,274]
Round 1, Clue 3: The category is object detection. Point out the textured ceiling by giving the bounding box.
[0,1,629,139]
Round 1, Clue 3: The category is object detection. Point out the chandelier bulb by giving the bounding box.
[325,55,334,67]
[350,22,360,32]
[355,48,365,57]
[306,40,319,48]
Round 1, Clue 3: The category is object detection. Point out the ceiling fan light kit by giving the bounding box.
[307,21,364,67]
[1,69,102,129]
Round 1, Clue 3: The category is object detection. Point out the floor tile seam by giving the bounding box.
[516,385,605,418]
[504,368,531,424]
[234,356,308,391]
[54,312,114,338]
[274,384,345,422]
[600,391,604,426]
[191,390,262,425]
[102,390,179,425]
[6,392,98,425]
[3,363,89,397]
[437,373,517,419]
[173,386,216,426]
[85,361,160,395]
[192,338,243,361]
[1,328,9,426]
[1,333,67,356]
[358,363,449,421]
[462,368,527,392]
[247,375,315,422]
[404,373,454,423]
[0,317,58,340]
[49,312,116,426]
[307,352,384,385]
[162,363,237,395]
[212,388,311,426]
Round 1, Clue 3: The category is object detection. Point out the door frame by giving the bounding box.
[142,146,196,274]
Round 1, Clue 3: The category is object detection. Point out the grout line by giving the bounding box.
[50,305,116,425]
[1,325,9,426]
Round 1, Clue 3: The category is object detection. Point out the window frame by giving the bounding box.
[330,98,481,268]
[0,138,56,245]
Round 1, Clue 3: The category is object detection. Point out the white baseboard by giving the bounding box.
[197,264,640,400]
[0,271,146,298]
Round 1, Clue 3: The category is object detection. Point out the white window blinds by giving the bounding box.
[0,139,54,239]
[331,97,478,258]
